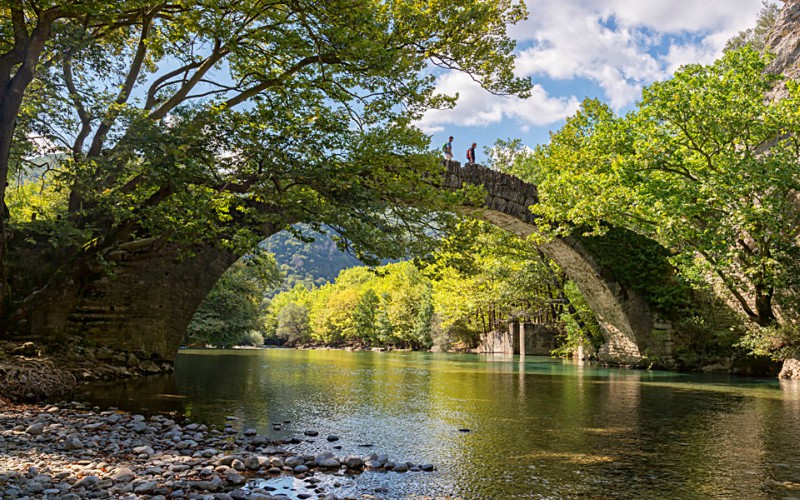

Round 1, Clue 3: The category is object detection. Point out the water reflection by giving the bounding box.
[77,349,800,499]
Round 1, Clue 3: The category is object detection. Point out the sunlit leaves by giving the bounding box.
[522,46,800,329]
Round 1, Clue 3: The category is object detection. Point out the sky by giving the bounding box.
[422,0,767,163]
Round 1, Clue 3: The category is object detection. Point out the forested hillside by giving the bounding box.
[261,225,364,294]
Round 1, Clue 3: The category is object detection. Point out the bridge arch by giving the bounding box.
[16,161,671,366]
[444,161,671,365]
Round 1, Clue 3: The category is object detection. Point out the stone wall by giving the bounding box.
[478,329,513,355]
[478,323,560,356]
[62,244,238,361]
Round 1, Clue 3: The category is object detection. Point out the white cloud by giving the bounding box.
[512,0,763,108]
[417,72,580,134]
[422,0,765,138]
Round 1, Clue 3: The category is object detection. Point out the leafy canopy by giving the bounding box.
[6,0,532,269]
[527,47,800,328]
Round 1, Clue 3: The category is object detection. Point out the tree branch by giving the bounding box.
[88,4,161,157]
[222,53,341,109]
[63,57,92,154]
[147,42,229,120]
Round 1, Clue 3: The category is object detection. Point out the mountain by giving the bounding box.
[261,224,363,293]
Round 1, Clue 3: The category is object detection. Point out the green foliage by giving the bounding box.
[276,302,312,345]
[576,228,692,316]
[737,323,800,361]
[1,0,532,318]
[485,138,534,178]
[353,289,380,346]
[186,249,282,347]
[264,220,602,353]
[524,47,800,351]
[551,281,603,357]
[724,1,780,53]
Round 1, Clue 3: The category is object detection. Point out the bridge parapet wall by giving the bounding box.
[443,161,538,223]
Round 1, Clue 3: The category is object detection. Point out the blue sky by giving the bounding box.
[423,0,766,163]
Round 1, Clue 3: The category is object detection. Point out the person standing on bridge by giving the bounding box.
[466,142,477,165]
[442,136,454,161]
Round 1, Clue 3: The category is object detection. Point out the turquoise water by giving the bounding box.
[79,349,800,498]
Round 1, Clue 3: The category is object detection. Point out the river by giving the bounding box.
[77,349,800,499]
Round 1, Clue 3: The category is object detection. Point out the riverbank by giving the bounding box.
[0,400,434,499]
[0,339,174,402]
[0,336,794,404]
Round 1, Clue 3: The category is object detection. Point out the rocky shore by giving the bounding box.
[0,340,174,402]
[0,401,434,499]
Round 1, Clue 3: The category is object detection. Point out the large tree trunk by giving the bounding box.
[0,11,56,318]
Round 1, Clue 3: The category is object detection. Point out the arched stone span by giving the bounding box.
[443,161,671,365]
[12,161,669,366]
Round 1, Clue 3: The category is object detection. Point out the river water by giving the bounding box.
[78,349,800,499]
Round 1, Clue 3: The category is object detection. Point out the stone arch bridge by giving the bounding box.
[25,161,673,366]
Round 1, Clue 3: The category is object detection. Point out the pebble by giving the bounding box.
[0,401,435,499]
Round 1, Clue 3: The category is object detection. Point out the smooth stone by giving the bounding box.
[318,458,340,468]
[131,422,148,433]
[25,423,46,436]
[73,475,100,489]
[111,467,136,482]
[342,456,364,468]
[326,435,339,442]
[230,489,248,500]
[293,465,309,474]
[132,445,154,456]
[219,456,240,466]
[226,472,246,486]
[63,436,84,450]
[284,457,305,468]
[303,430,319,437]
[133,481,158,494]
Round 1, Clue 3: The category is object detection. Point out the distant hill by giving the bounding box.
[261,224,363,293]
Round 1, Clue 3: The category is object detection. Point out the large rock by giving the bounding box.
[779,358,800,380]
[766,0,800,100]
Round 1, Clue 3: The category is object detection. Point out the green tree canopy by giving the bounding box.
[0,0,531,331]
[526,47,800,341]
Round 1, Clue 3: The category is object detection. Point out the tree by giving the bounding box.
[353,288,379,346]
[186,248,281,346]
[0,0,532,344]
[276,302,311,345]
[527,48,800,348]
[724,1,780,54]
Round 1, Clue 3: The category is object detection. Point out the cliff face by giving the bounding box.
[766,0,800,99]
[768,1,800,380]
